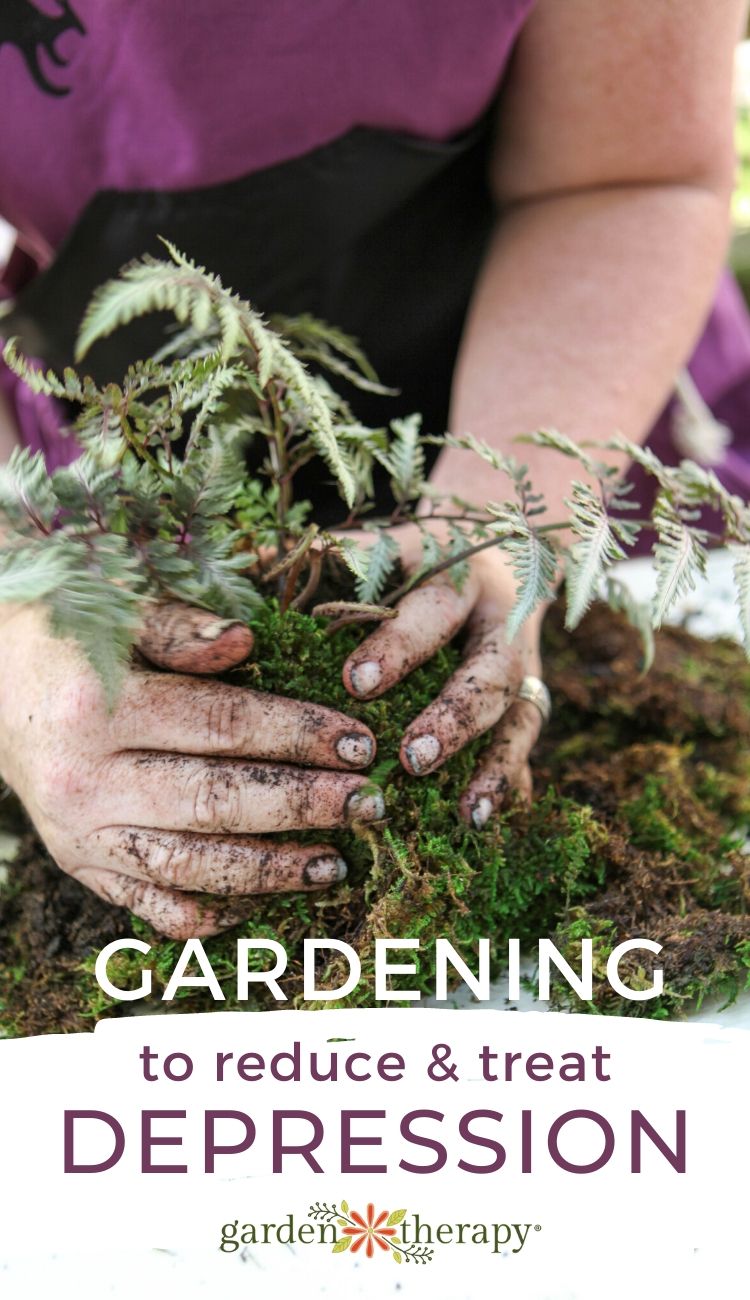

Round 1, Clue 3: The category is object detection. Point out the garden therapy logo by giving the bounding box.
[219,1203,541,1263]
[310,1199,431,1264]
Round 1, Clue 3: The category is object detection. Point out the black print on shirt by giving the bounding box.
[0,0,86,97]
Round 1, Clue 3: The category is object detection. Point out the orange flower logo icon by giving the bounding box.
[307,1199,434,1264]
[341,1203,399,1258]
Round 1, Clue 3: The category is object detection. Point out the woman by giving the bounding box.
[0,0,745,937]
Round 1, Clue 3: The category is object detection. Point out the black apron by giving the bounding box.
[2,116,496,521]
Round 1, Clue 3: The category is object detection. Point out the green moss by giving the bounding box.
[623,774,698,859]
[2,600,750,1031]
[550,913,750,1019]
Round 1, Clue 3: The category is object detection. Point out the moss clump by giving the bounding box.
[1,600,749,1034]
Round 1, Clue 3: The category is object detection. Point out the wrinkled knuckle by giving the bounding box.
[148,837,202,890]
[288,771,318,825]
[242,844,278,891]
[290,705,322,764]
[205,690,247,753]
[181,764,243,832]
[124,878,152,915]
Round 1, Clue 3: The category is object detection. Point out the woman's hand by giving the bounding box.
[0,600,381,939]
[341,524,547,828]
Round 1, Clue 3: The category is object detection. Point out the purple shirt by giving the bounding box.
[0,0,535,465]
[1,0,749,509]
[0,0,534,249]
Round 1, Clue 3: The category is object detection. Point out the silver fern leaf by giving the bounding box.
[603,434,671,487]
[504,524,557,640]
[337,538,371,587]
[75,241,358,504]
[172,429,247,521]
[488,503,557,640]
[0,447,59,531]
[159,533,261,623]
[2,338,83,402]
[45,535,146,705]
[184,362,249,453]
[519,428,608,480]
[156,244,357,508]
[375,413,426,504]
[271,313,396,396]
[671,459,748,538]
[0,543,72,601]
[435,430,519,478]
[651,495,708,627]
[354,529,400,604]
[75,254,217,361]
[564,482,637,629]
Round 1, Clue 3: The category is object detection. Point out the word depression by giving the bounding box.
[64,1104,686,1176]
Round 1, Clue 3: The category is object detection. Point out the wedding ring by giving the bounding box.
[517,675,551,726]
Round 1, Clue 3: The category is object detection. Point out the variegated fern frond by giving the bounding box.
[75,239,358,506]
[2,240,749,702]
[651,495,708,628]
[563,481,639,629]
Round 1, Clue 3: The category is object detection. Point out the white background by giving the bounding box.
[0,1008,748,1299]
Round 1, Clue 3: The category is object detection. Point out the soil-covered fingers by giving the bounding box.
[75,865,255,939]
[399,629,525,776]
[88,827,348,896]
[114,674,376,770]
[105,754,385,833]
[459,700,542,828]
[137,601,254,674]
[342,574,479,700]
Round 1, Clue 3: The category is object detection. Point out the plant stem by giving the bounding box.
[381,532,518,607]
[267,383,292,566]
[290,546,324,611]
[119,412,167,477]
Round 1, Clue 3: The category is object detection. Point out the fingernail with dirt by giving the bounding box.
[349,660,382,696]
[336,732,374,767]
[198,618,243,641]
[471,797,493,830]
[405,734,441,774]
[305,856,348,885]
[346,788,385,822]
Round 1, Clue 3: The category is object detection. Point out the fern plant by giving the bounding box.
[0,238,749,699]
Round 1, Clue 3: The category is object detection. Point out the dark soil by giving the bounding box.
[0,823,131,1035]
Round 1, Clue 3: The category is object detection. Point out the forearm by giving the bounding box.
[434,179,731,515]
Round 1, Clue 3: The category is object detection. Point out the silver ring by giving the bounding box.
[517,675,551,726]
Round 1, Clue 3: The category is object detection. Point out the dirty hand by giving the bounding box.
[341,523,547,828]
[0,600,382,938]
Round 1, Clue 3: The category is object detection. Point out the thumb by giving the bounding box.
[136,601,254,674]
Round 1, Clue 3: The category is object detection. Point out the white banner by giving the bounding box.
[0,1008,747,1299]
